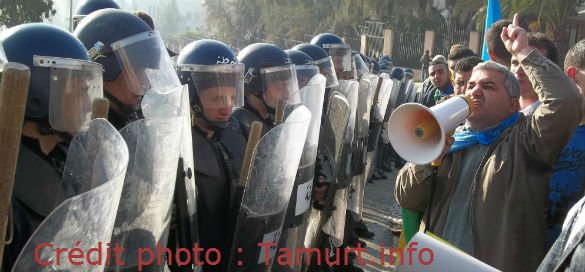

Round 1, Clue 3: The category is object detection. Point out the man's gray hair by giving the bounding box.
[473,61,520,98]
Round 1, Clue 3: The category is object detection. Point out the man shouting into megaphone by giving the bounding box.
[394,14,583,272]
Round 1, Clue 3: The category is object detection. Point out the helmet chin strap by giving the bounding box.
[104,92,142,125]
[192,104,229,130]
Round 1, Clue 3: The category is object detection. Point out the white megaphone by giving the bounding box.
[387,95,473,165]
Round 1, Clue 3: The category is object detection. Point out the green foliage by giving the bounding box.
[0,0,55,27]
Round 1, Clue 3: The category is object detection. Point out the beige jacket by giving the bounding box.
[395,51,582,272]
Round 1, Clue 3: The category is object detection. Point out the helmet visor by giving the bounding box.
[260,64,300,107]
[313,56,339,88]
[179,63,245,109]
[324,44,351,73]
[111,31,180,95]
[34,55,103,133]
[354,54,369,78]
[294,65,319,89]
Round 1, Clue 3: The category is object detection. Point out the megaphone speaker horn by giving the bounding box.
[387,95,472,165]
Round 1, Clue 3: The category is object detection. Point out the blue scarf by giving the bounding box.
[449,112,521,153]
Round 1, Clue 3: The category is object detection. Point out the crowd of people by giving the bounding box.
[1,0,585,271]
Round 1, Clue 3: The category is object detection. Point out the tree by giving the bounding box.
[0,0,55,28]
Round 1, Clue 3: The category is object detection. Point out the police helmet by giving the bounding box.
[285,49,318,88]
[74,9,152,82]
[310,33,344,49]
[73,0,120,29]
[0,23,93,122]
[292,43,338,87]
[238,43,293,95]
[391,67,404,81]
[177,39,244,128]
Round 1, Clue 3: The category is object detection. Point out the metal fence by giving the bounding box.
[392,31,425,68]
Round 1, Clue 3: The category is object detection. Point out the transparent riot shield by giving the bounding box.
[347,77,372,220]
[383,79,403,123]
[12,119,129,271]
[364,78,394,181]
[405,79,418,103]
[335,80,359,188]
[303,93,350,253]
[226,106,311,272]
[275,74,326,271]
[108,86,184,271]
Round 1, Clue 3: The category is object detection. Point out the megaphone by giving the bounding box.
[387,95,473,165]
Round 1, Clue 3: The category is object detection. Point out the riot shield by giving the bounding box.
[12,119,129,271]
[108,86,184,271]
[169,86,199,271]
[275,74,326,271]
[405,79,418,103]
[335,80,359,188]
[226,106,311,272]
[383,79,403,123]
[347,77,371,220]
[363,78,394,181]
[303,93,350,253]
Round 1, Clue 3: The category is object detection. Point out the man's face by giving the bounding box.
[199,86,236,123]
[264,79,292,108]
[510,54,534,97]
[429,63,450,89]
[454,70,472,95]
[59,78,93,133]
[465,69,518,130]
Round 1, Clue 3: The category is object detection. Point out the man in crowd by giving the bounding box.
[420,50,431,80]
[417,59,453,107]
[512,32,560,116]
[395,15,582,271]
[485,19,513,67]
[543,38,585,250]
[453,56,483,95]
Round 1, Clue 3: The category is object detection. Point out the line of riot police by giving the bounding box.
[0,2,416,272]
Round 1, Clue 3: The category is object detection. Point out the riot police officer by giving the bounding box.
[74,9,180,129]
[176,39,246,272]
[232,43,300,137]
[0,23,103,270]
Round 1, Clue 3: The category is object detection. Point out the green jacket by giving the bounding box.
[395,50,583,272]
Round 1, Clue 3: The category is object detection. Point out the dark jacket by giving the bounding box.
[192,119,245,272]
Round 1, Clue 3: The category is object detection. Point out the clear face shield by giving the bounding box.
[294,64,319,89]
[178,63,245,110]
[33,55,103,133]
[313,56,339,88]
[354,54,369,78]
[110,31,180,95]
[260,64,301,108]
[324,44,352,76]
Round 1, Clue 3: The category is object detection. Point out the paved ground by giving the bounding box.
[355,169,402,272]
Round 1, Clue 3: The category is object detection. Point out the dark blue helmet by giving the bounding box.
[73,0,120,29]
[74,9,152,82]
[292,43,329,60]
[0,23,90,121]
[292,43,338,87]
[285,49,313,66]
[237,43,293,95]
[391,67,404,81]
[176,39,243,109]
[404,68,414,80]
[310,33,344,49]
[285,49,318,88]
